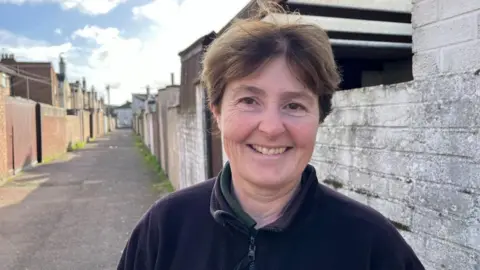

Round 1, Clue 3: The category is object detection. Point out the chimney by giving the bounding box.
[59,55,66,77]
[146,85,150,97]
[1,53,16,64]
[82,77,87,92]
[170,73,174,85]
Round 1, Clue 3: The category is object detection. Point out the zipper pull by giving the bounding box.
[248,235,256,270]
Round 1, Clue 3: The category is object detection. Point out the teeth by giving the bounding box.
[251,145,287,155]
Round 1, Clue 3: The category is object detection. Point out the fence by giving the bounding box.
[5,97,37,174]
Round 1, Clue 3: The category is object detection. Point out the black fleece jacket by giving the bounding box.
[117,163,425,270]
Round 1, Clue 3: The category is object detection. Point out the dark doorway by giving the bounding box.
[89,113,93,139]
[204,88,224,178]
[35,103,42,163]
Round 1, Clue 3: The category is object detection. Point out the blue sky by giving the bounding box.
[0,0,249,105]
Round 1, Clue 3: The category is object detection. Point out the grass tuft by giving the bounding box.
[134,135,174,193]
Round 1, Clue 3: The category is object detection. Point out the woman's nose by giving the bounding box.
[257,108,286,138]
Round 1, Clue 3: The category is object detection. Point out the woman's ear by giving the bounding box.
[209,104,221,130]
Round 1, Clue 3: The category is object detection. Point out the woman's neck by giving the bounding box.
[231,176,301,229]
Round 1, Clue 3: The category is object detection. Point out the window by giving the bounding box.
[0,73,7,88]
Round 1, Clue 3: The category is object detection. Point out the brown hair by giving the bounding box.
[200,1,341,122]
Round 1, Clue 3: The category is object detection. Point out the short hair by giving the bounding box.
[200,1,341,122]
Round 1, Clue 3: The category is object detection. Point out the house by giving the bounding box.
[177,31,224,188]
[114,102,133,129]
[0,70,10,95]
[142,87,157,155]
[0,53,59,106]
[131,93,147,134]
[69,80,83,111]
[156,81,180,181]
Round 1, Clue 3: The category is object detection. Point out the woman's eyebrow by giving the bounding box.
[233,85,266,96]
[280,91,315,101]
[232,85,316,104]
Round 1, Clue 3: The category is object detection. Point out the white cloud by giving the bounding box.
[0,0,251,105]
[54,28,62,35]
[0,0,126,15]
[0,29,73,62]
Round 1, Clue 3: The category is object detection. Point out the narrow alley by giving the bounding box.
[0,130,162,270]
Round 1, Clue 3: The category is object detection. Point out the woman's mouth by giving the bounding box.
[247,144,292,155]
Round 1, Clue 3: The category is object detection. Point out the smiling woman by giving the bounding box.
[117,2,425,270]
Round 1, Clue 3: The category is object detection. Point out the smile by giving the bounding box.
[248,144,292,155]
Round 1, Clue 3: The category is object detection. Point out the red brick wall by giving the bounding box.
[5,97,37,173]
[65,115,82,148]
[0,74,9,178]
[40,104,66,160]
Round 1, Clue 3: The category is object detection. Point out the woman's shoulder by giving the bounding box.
[117,179,217,269]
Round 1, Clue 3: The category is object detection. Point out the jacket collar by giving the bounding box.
[210,162,319,234]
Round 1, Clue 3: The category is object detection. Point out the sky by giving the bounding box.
[0,0,250,105]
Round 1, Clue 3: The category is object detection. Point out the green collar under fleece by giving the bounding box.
[219,162,257,228]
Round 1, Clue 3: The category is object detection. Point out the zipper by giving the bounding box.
[248,234,256,270]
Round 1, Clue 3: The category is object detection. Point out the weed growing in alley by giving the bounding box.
[134,135,174,193]
[67,141,86,152]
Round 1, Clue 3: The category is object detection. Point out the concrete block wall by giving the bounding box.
[178,111,207,189]
[311,72,480,270]
[167,106,180,190]
[412,0,480,78]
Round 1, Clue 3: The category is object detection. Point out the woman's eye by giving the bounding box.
[286,103,305,111]
[240,97,256,105]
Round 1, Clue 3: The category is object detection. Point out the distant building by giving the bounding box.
[0,53,59,106]
[114,101,133,128]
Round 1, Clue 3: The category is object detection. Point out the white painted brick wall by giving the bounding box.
[413,0,480,78]
[311,73,480,270]
[178,110,208,189]
[195,85,207,181]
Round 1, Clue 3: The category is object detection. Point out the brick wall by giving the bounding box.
[312,72,479,269]
[412,0,480,78]
[66,114,82,148]
[178,111,207,189]
[81,110,90,141]
[0,74,9,178]
[40,104,66,160]
[5,97,37,174]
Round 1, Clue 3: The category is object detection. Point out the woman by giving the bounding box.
[117,3,425,270]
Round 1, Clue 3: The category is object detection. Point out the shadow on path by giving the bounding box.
[0,129,163,270]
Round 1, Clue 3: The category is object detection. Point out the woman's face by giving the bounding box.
[213,56,320,190]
